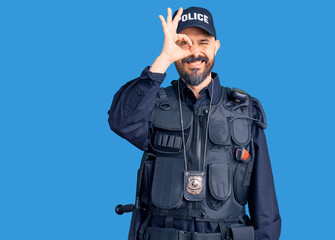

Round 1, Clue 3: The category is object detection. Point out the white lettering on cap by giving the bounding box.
[204,15,208,24]
[181,14,187,22]
[181,13,209,24]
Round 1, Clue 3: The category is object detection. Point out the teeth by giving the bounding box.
[188,60,203,67]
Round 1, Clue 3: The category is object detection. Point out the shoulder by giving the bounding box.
[224,86,267,129]
[249,94,267,129]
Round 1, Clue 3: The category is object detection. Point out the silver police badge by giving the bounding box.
[184,171,206,201]
[187,175,203,195]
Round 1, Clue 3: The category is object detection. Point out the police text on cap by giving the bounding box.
[181,13,209,24]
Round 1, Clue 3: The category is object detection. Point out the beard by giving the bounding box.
[174,55,215,86]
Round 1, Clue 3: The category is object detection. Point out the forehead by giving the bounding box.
[179,27,213,40]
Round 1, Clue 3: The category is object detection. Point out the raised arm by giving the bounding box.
[108,7,193,150]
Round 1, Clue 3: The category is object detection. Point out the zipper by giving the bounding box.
[196,115,202,170]
[192,114,203,210]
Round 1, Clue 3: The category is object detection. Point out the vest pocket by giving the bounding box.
[140,160,155,206]
[231,118,251,146]
[151,104,193,154]
[208,116,231,148]
[229,225,255,240]
[151,157,184,209]
[152,131,186,154]
[207,163,231,209]
[144,227,179,240]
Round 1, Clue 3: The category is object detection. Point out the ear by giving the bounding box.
[214,39,220,55]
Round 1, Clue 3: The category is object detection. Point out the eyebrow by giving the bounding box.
[197,39,210,42]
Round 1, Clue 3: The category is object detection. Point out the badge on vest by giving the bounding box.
[184,171,206,201]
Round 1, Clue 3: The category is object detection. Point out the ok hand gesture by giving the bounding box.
[159,7,193,63]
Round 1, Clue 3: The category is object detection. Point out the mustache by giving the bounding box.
[182,55,208,64]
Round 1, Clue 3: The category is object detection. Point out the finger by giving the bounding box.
[172,7,183,26]
[167,7,172,23]
[158,15,167,33]
[177,34,193,47]
[183,49,192,57]
[179,49,193,61]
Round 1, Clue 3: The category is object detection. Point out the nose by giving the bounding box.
[190,44,201,58]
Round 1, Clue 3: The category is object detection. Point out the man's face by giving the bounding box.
[174,27,220,86]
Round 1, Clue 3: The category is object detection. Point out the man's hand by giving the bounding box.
[150,7,193,74]
[159,7,193,63]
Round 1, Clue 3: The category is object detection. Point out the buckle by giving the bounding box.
[235,147,250,162]
[159,103,170,110]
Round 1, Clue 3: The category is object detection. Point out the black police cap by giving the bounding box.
[173,6,217,39]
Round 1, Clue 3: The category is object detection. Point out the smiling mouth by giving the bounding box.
[186,60,205,68]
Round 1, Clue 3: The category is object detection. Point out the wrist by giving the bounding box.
[149,54,173,74]
[158,52,174,65]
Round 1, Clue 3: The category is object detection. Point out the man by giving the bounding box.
[108,6,281,240]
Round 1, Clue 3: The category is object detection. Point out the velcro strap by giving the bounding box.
[158,88,168,100]
[230,226,254,240]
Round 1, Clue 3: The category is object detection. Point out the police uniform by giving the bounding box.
[108,6,281,240]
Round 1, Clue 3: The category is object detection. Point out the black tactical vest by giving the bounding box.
[126,84,266,240]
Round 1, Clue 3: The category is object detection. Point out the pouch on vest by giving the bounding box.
[231,117,251,146]
[229,225,255,240]
[144,227,179,240]
[151,101,193,154]
[206,163,231,210]
[140,159,155,206]
[208,108,231,151]
[233,139,255,205]
[151,157,184,209]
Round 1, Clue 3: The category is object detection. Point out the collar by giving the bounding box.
[171,71,222,105]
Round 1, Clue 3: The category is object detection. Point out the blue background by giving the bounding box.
[1,0,334,239]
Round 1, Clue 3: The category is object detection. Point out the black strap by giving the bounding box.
[149,207,205,219]
[219,220,229,240]
[158,88,168,100]
[138,214,152,240]
[156,88,171,110]
[164,216,174,228]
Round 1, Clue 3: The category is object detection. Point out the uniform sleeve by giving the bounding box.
[107,66,166,150]
[248,98,282,240]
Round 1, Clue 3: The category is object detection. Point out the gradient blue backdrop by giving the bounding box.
[1,0,334,239]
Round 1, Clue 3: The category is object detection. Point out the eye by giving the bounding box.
[181,41,188,45]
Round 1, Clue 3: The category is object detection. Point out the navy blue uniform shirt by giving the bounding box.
[108,66,281,240]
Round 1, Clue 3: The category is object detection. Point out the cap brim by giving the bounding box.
[177,23,216,39]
